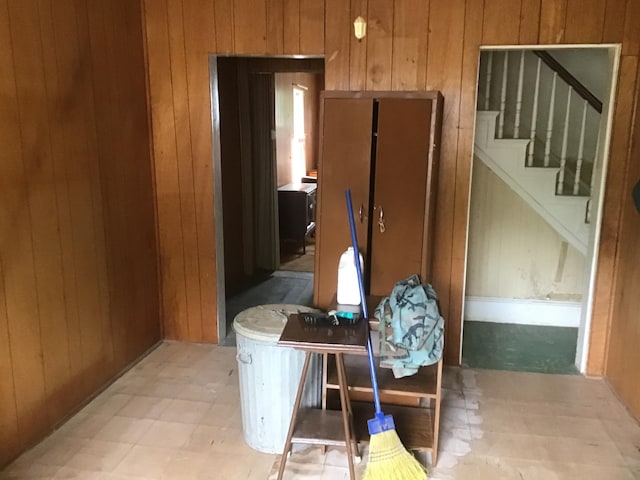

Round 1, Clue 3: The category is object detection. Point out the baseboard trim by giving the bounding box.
[464,296,581,328]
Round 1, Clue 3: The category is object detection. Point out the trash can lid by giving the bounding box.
[233,304,320,343]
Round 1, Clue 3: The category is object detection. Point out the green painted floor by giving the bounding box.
[462,321,579,374]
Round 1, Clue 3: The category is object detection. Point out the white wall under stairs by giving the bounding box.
[474,111,589,255]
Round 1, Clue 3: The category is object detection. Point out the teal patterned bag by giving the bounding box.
[375,274,445,378]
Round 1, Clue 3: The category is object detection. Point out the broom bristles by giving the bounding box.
[362,429,427,480]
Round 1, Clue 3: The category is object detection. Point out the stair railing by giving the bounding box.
[479,49,602,201]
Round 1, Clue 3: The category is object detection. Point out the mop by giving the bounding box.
[344,189,427,480]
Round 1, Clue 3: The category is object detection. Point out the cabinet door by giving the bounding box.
[370,98,433,295]
[314,97,373,309]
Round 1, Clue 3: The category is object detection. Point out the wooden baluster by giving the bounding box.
[557,86,572,195]
[528,56,541,167]
[514,51,525,138]
[498,51,508,139]
[573,100,588,195]
[484,51,494,110]
[544,72,557,167]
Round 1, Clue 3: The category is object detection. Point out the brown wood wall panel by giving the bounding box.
[482,0,521,44]
[519,0,541,44]
[300,0,324,54]
[267,0,285,54]
[623,0,640,56]
[0,260,19,465]
[425,0,465,356]
[448,0,484,364]
[365,0,393,90]
[0,0,160,466]
[284,0,300,53]
[606,61,640,418]
[184,0,218,342]
[538,0,567,44]
[564,0,605,44]
[587,56,639,375]
[145,0,189,340]
[391,0,429,91]
[349,0,367,90]
[213,0,235,52]
[602,0,627,44]
[5,0,51,447]
[234,0,267,53]
[142,0,640,410]
[324,0,349,89]
[168,0,203,341]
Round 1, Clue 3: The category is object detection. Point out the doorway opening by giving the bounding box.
[462,45,620,374]
[209,56,324,345]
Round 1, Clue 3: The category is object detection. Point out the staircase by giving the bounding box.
[474,50,602,255]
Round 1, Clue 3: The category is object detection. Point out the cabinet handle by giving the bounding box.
[358,204,364,223]
[378,206,386,233]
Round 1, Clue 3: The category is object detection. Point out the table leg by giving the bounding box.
[336,353,360,460]
[335,354,356,480]
[277,351,312,480]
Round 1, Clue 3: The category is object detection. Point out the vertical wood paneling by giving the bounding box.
[538,0,567,44]
[602,0,626,44]
[450,0,484,363]
[266,0,284,54]
[564,0,605,44]
[623,0,640,56]
[391,0,429,90]
[75,0,113,372]
[168,0,203,341]
[482,0,521,44]
[5,0,50,446]
[366,0,394,90]
[425,0,465,347]
[519,0,541,44]
[51,0,106,393]
[184,0,218,342]
[2,0,157,466]
[283,0,300,53]
[606,62,640,417]
[0,259,19,465]
[587,56,639,375]
[0,1,22,461]
[234,0,267,53]
[300,0,324,54]
[349,0,367,90]
[324,0,350,89]
[213,0,235,53]
[31,0,75,423]
[145,0,189,340]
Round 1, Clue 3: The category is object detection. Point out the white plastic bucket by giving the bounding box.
[233,304,322,454]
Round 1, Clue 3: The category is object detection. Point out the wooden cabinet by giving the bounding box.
[278,183,317,254]
[313,92,443,309]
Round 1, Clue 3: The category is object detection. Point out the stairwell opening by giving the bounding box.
[462,45,621,374]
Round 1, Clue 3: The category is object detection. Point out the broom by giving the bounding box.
[344,189,427,480]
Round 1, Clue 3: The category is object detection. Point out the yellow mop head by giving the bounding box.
[362,429,427,480]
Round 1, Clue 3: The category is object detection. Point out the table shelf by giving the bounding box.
[323,353,443,464]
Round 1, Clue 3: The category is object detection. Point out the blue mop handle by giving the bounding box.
[345,189,383,417]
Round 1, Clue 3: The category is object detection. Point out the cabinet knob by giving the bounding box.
[358,204,365,223]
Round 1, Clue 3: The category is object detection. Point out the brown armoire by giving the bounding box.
[313,91,444,309]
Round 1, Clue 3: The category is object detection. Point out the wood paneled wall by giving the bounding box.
[606,61,640,418]
[143,1,640,386]
[0,0,159,466]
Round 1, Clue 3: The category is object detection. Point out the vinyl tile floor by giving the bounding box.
[2,341,640,480]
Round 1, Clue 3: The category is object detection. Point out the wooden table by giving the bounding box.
[276,313,369,480]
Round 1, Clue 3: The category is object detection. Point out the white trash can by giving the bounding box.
[233,304,322,454]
